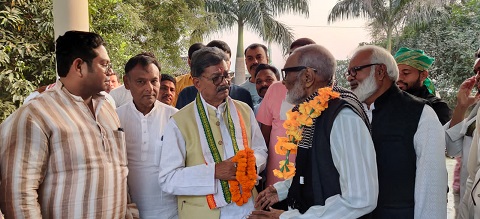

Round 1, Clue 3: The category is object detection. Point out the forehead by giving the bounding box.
[349,50,372,67]
[397,64,419,72]
[284,53,300,68]
[203,61,228,75]
[161,80,175,87]
[246,47,266,57]
[475,58,480,68]
[129,63,160,77]
[257,69,275,78]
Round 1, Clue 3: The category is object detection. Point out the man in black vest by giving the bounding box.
[394,47,452,125]
[249,44,378,218]
[347,45,447,219]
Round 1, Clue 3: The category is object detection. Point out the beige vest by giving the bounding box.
[172,100,254,219]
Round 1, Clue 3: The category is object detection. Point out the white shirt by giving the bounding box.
[273,108,378,219]
[110,85,132,108]
[158,96,268,219]
[116,100,178,219]
[363,103,447,219]
[445,102,479,204]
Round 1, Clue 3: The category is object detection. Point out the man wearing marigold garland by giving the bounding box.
[158,47,268,219]
[250,44,378,218]
[346,45,447,218]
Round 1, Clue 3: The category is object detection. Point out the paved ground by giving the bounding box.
[447,157,456,219]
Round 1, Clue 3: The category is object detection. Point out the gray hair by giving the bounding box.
[190,47,228,78]
[293,44,336,83]
[352,45,399,81]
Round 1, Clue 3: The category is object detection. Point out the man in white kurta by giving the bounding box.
[158,47,268,219]
[117,53,179,219]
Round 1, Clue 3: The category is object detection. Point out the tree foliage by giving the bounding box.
[0,0,56,121]
[394,0,480,107]
[328,0,449,51]
[0,0,207,122]
[202,0,309,83]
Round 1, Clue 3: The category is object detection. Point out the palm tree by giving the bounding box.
[202,0,309,84]
[327,0,448,52]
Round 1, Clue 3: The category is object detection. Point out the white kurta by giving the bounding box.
[274,108,379,219]
[116,100,179,219]
[158,96,268,219]
[445,102,478,203]
[364,103,447,219]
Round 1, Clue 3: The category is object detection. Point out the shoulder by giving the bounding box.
[231,84,249,94]
[157,101,179,114]
[172,102,195,118]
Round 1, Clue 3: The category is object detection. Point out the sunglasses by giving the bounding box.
[281,66,317,79]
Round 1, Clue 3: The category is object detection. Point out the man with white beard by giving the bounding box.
[250,44,378,219]
[346,45,447,219]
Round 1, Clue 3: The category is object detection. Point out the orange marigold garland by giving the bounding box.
[229,110,257,206]
[273,87,340,180]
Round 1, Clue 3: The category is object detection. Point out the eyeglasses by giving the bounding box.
[202,70,235,85]
[101,63,113,76]
[345,63,382,77]
[281,66,317,80]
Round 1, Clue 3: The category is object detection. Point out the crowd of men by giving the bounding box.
[1,30,480,219]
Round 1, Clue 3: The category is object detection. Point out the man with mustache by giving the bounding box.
[116,52,178,218]
[347,45,447,218]
[250,44,378,219]
[159,47,268,219]
[394,47,451,125]
[449,48,480,218]
[240,43,269,106]
[158,74,177,106]
[175,40,253,110]
[254,64,280,114]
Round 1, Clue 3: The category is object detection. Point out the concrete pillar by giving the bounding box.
[52,0,89,39]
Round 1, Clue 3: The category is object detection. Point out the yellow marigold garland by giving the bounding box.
[229,110,257,206]
[273,87,340,180]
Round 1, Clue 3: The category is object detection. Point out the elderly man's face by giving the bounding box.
[255,69,277,98]
[347,51,379,102]
[196,60,231,105]
[396,64,425,91]
[282,53,308,105]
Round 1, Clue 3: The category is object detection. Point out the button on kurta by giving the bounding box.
[218,140,223,145]
[216,121,220,126]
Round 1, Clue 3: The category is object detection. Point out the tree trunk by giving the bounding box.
[234,20,246,85]
[386,26,393,52]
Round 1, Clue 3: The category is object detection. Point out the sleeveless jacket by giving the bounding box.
[172,100,254,219]
[286,87,372,218]
[371,85,425,219]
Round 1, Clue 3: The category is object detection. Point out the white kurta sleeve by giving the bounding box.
[158,119,216,195]
[279,108,378,219]
[413,105,447,218]
[444,119,468,157]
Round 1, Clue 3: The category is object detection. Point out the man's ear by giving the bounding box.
[123,75,131,90]
[376,64,387,81]
[193,77,201,91]
[420,70,429,81]
[73,58,84,77]
[304,68,315,87]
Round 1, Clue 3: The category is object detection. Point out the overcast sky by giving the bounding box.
[204,0,371,70]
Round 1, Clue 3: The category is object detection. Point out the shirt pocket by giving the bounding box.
[111,130,128,166]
